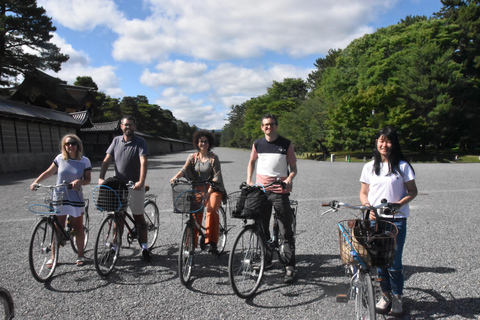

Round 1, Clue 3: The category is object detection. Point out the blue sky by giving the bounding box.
[37,0,443,130]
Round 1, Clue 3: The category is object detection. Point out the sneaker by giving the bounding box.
[284,266,296,284]
[375,292,392,314]
[391,294,403,315]
[205,243,219,255]
[142,249,152,262]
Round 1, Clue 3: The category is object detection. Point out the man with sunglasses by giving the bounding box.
[98,115,151,262]
[246,113,298,283]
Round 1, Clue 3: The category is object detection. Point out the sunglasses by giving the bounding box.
[66,141,77,147]
[199,140,209,144]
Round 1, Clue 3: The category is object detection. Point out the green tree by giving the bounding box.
[74,76,98,91]
[0,0,68,89]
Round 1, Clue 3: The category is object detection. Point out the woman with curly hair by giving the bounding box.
[170,130,227,254]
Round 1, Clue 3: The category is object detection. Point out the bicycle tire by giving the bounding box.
[94,214,121,277]
[228,226,265,298]
[178,224,195,285]
[216,206,227,254]
[71,199,90,253]
[143,200,160,250]
[0,288,14,320]
[28,218,59,282]
[355,272,376,320]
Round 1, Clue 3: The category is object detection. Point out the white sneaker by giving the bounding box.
[391,294,403,315]
[375,292,391,314]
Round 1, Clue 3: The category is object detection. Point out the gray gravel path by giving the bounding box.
[0,147,479,319]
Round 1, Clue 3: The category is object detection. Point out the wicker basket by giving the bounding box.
[338,219,398,268]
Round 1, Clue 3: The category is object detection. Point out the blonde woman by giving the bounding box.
[30,134,91,266]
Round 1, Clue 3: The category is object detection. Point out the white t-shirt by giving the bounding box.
[360,160,415,218]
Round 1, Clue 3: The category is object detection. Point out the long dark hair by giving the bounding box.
[372,126,414,176]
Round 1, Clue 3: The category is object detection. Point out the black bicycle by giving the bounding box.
[227,181,297,298]
[27,182,90,282]
[171,178,228,285]
[92,182,160,277]
[0,287,14,319]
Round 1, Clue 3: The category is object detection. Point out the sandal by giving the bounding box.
[76,257,85,266]
[46,259,53,269]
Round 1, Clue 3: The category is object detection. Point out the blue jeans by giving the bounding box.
[377,218,407,296]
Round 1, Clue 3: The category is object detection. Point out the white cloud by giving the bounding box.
[144,60,311,129]
[48,33,124,97]
[38,0,124,31]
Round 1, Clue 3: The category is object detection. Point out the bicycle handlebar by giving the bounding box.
[239,178,286,190]
[32,181,72,191]
[321,199,405,218]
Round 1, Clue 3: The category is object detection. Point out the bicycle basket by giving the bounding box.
[171,180,205,213]
[93,185,129,212]
[338,219,398,268]
[228,186,267,219]
[25,191,64,214]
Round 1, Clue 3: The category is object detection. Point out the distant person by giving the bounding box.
[246,113,298,284]
[30,134,91,267]
[170,130,227,254]
[359,126,418,316]
[98,116,152,262]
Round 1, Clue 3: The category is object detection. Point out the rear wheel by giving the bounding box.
[216,206,228,254]
[29,219,59,282]
[178,224,195,285]
[228,226,265,298]
[94,215,121,277]
[143,200,160,250]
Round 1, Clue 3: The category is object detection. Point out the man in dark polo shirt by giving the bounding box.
[98,115,151,262]
[246,113,298,283]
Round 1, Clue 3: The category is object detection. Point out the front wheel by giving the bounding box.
[0,287,14,320]
[228,226,265,298]
[28,219,59,282]
[216,206,227,254]
[178,224,195,285]
[94,215,121,277]
[355,271,376,320]
[143,200,160,250]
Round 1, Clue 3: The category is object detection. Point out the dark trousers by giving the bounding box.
[260,192,295,267]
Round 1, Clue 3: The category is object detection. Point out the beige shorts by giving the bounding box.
[128,187,145,215]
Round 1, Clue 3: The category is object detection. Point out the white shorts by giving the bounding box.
[56,205,86,218]
[128,187,145,215]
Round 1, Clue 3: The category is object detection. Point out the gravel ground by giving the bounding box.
[0,147,479,319]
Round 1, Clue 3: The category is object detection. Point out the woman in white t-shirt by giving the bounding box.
[359,126,417,316]
[30,134,91,267]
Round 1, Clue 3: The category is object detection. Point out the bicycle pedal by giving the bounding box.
[336,294,349,303]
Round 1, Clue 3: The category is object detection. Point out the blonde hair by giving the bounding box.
[60,134,83,161]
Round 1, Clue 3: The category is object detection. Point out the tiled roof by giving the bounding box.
[0,97,82,126]
[80,121,120,132]
[70,111,94,128]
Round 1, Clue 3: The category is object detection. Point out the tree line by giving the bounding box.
[221,0,480,154]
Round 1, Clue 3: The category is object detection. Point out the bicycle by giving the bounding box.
[27,182,90,282]
[227,180,298,298]
[321,199,402,320]
[0,287,14,319]
[92,182,160,277]
[171,178,228,285]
